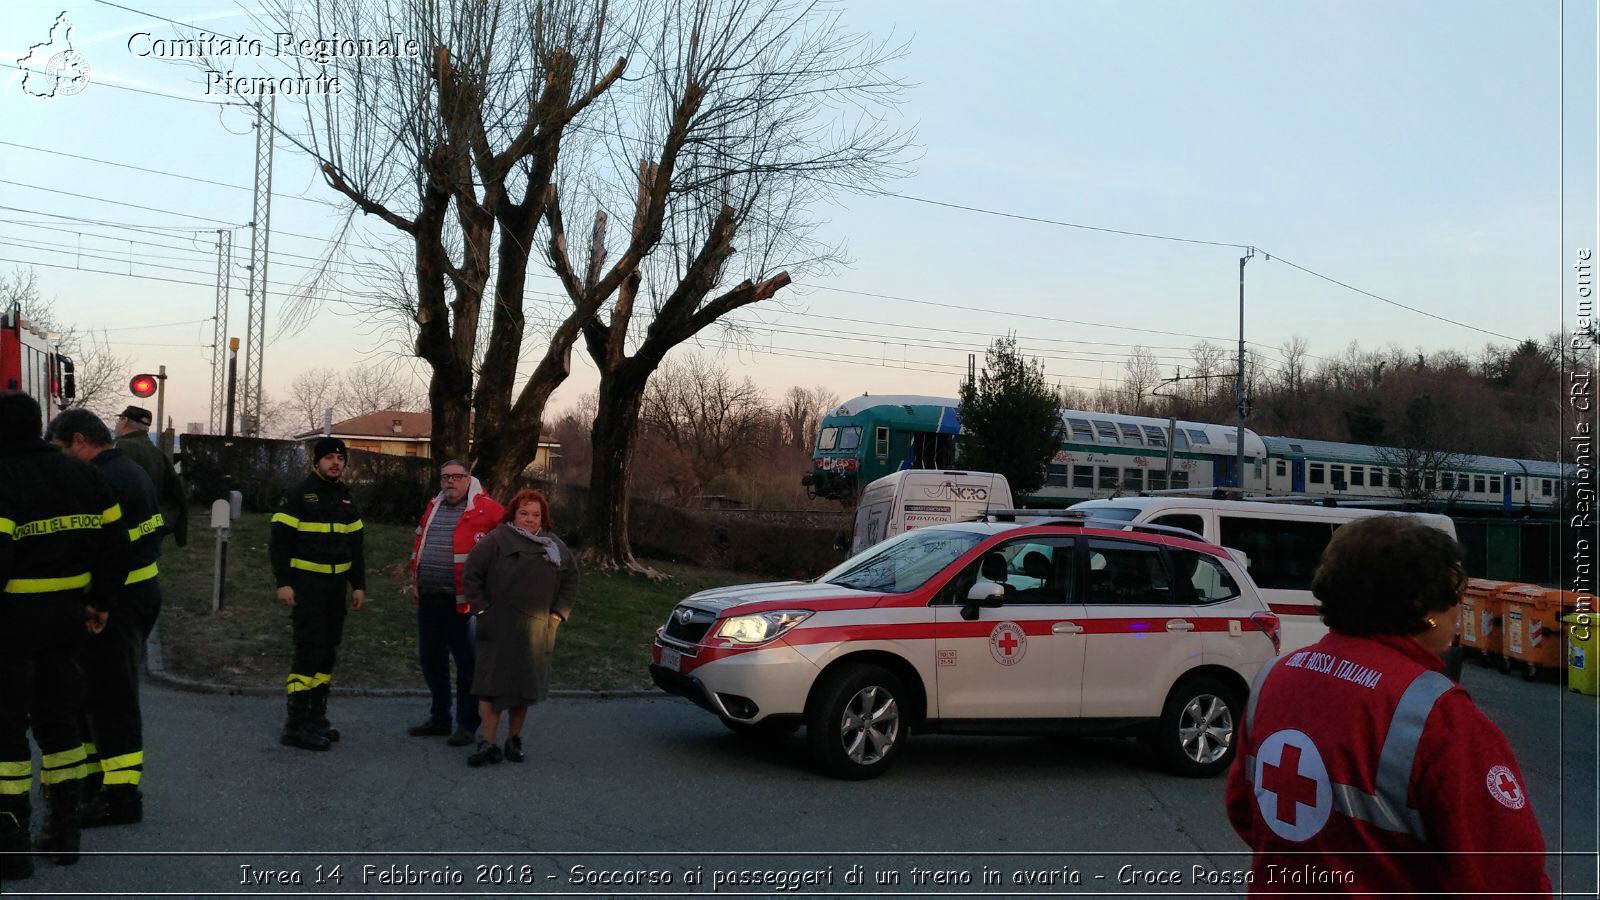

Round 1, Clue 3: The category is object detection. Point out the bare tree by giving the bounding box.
[341,363,418,413]
[258,0,630,480]
[1121,346,1162,415]
[641,354,768,499]
[778,385,837,451]
[540,0,910,572]
[287,367,346,433]
[2,266,132,416]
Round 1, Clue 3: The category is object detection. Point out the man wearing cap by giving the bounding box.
[113,406,188,551]
[269,438,365,752]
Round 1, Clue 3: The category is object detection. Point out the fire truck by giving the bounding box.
[1,304,74,422]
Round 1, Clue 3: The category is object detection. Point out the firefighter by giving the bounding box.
[269,437,365,751]
[113,406,188,550]
[0,392,127,880]
[46,409,162,828]
[1225,515,1549,896]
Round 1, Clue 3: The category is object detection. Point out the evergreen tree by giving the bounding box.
[957,335,1066,495]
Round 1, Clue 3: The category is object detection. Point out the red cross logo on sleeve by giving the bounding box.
[1254,729,1333,841]
[1486,765,1527,810]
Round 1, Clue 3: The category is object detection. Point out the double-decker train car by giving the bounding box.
[805,393,1573,513]
[0,304,73,422]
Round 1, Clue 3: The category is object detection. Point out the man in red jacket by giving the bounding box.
[407,460,503,745]
[1225,516,1550,897]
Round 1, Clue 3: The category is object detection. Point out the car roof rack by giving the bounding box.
[968,509,1205,542]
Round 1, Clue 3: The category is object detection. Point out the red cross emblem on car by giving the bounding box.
[1254,729,1332,841]
[988,621,1027,666]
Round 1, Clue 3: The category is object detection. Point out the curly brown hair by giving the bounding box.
[1312,515,1466,636]
[503,488,552,531]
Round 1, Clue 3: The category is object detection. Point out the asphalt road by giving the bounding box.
[6,665,1595,898]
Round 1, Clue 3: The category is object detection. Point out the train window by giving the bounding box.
[1423,471,1436,491]
[1349,467,1365,487]
[1097,466,1119,489]
[1142,425,1167,447]
[1274,461,1287,478]
[1219,517,1334,591]
[1118,424,1144,445]
[1489,476,1501,494]
[1172,430,1189,450]
[1093,421,1120,443]
[1472,475,1486,494]
[1513,477,1523,491]
[1329,464,1345,488]
[1045,467,1070,487]
[1148,470,1168,491]
[1169,470,1190,489]
[875,426,889,458]
[1068,418,1094,442]
[1542,479,1553,496]
[1371,468,1384,488]
[1308,463,1325,485]
[1441,472,1455,491]
[839,427,861,451]
[1072,466,1094,489]
[817,427,838,450]
[1186,429,1210,445]
[1121,469,1144,491]
[1390,469,1403,487]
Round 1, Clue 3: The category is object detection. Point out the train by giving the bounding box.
[803,394,1572,515]
[0,304,74,421]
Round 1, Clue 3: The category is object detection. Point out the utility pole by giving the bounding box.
[154,365,169,455]
[1235,247,1255,489]
[209,229,231,434]
[224,337,239,437]
[241,96,275,436]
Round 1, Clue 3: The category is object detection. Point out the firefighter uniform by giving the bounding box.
[0,435,127,878]
[1225,632,1551,897]
[81,446,163,826]
[269,465,365,751]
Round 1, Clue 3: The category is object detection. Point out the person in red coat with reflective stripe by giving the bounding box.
[1225,515,1550,897]
[406,460,504,744]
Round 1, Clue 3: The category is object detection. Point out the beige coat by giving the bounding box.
[464,524,578,707]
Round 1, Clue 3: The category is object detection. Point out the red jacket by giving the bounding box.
[1225,632,1550,897]
[408,478,504,608]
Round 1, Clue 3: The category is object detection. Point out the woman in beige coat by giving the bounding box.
[462,489,578,766]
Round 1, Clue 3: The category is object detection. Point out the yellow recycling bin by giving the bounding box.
[1566,612,1599,697]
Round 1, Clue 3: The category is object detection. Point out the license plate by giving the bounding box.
[659,646,682,672]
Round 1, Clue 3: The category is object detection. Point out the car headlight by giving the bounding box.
[715,610,813,644]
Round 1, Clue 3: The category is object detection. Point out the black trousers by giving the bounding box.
[0,595,87,800]
[287,575,348,696]
[81,578,161,791]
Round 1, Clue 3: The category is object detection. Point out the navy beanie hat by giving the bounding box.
[312,437,348,461]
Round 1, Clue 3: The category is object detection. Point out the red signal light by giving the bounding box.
[129,374,158,398]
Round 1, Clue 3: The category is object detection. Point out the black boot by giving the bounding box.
[82,784,143,828]
[35,781,80,865]
[279,694,330,752]
[310,686,340,743]
[0,794,33,881]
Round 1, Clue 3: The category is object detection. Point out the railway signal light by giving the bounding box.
[129,373,158,398]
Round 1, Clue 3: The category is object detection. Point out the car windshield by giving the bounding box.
[818,528,986,594]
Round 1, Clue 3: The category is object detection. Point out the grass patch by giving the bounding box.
[156,510,769,691]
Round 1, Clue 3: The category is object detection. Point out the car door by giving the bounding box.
[1078,537,1201,718]
[932,536,1086,720]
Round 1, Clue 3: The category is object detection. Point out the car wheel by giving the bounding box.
[806,664,907,780]
[723,717,801,743]
[1155,676,1241,778]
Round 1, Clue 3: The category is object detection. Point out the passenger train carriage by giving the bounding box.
[805,394,1573,513]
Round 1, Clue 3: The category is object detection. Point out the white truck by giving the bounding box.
[850,470,1013,554]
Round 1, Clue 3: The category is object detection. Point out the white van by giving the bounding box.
[851,470,1014,554]
[1071,497,1457,653]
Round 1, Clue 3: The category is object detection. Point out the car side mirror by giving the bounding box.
[960,582,1005,620]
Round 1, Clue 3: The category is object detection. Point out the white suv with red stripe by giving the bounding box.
[650,514,1281,779]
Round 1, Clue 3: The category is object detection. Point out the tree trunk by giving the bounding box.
[585,364,662,578]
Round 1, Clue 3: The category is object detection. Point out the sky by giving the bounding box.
[1,0,1595,434]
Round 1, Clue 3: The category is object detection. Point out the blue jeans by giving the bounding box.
[417,593,478,730]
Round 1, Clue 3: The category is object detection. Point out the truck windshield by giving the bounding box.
[818,528,985,594]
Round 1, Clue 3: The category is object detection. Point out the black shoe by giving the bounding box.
[446,728,475,747]
[81,787,142,828]
[310,687,340,742]
[467,741,502,767]
[280,728,331,752]
[503,736,524,763]
[408,720,452,737]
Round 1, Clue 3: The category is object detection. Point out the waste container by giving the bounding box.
[1500,585,1574,681]
[1566,612,1599,697]
[1459,579,1513,669]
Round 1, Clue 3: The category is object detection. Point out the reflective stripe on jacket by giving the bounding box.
[269,472,365,589]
